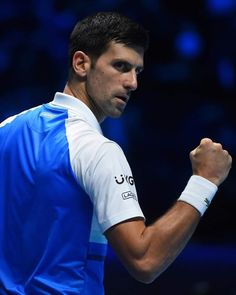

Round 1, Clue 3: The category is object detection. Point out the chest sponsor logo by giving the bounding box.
[114,174,134,185]
[122,191,137,201]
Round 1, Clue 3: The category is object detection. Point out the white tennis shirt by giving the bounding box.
[51,92,144,232]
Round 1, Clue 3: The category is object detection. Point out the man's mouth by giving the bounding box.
[116,95,129,103]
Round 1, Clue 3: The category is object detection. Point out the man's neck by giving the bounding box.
[63,82,105,123]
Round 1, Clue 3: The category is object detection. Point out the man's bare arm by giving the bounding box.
[105,138,232,283]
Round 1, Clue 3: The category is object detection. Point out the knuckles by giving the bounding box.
[189,138,232,184]
[190,139,232,163]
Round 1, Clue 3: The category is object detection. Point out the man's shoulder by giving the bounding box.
[65,117,125,163]
[66,116,113,146]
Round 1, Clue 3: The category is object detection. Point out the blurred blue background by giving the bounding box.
[0,0,236,294]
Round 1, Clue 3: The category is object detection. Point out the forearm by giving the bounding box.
[138,201,200,282]
[107,201,200,283]
[131,175,219,282]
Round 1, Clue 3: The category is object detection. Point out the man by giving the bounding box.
[0,11,232,295]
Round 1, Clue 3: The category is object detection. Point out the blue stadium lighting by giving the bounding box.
[207,0,235,15]
[175,30,203,58]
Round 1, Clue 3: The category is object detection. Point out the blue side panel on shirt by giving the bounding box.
[0,104,106,294]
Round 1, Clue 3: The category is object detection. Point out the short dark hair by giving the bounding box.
[68,11,149,80]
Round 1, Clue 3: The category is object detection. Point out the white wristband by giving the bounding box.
[178,175,218,216]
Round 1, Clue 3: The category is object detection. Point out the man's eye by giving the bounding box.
[114,62,130,72]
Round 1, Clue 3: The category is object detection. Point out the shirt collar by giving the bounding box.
[50,92,102,134]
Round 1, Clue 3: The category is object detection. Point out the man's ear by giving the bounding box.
[72,51,91,78]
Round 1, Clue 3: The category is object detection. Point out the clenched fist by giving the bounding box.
[190,138,232,186]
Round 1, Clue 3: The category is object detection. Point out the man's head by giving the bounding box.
[68,11,149,80]
[66,12,149,122]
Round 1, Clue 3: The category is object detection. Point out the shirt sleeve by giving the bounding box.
[86,141,145,232]
[66,118,145,233]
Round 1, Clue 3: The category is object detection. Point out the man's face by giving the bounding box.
[85,41,144,122]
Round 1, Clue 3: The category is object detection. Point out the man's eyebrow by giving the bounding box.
[113,59,144,70]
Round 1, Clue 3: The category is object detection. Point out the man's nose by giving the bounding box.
[124,71,138,91]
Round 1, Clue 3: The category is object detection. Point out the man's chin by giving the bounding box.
[110,109,124,118]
